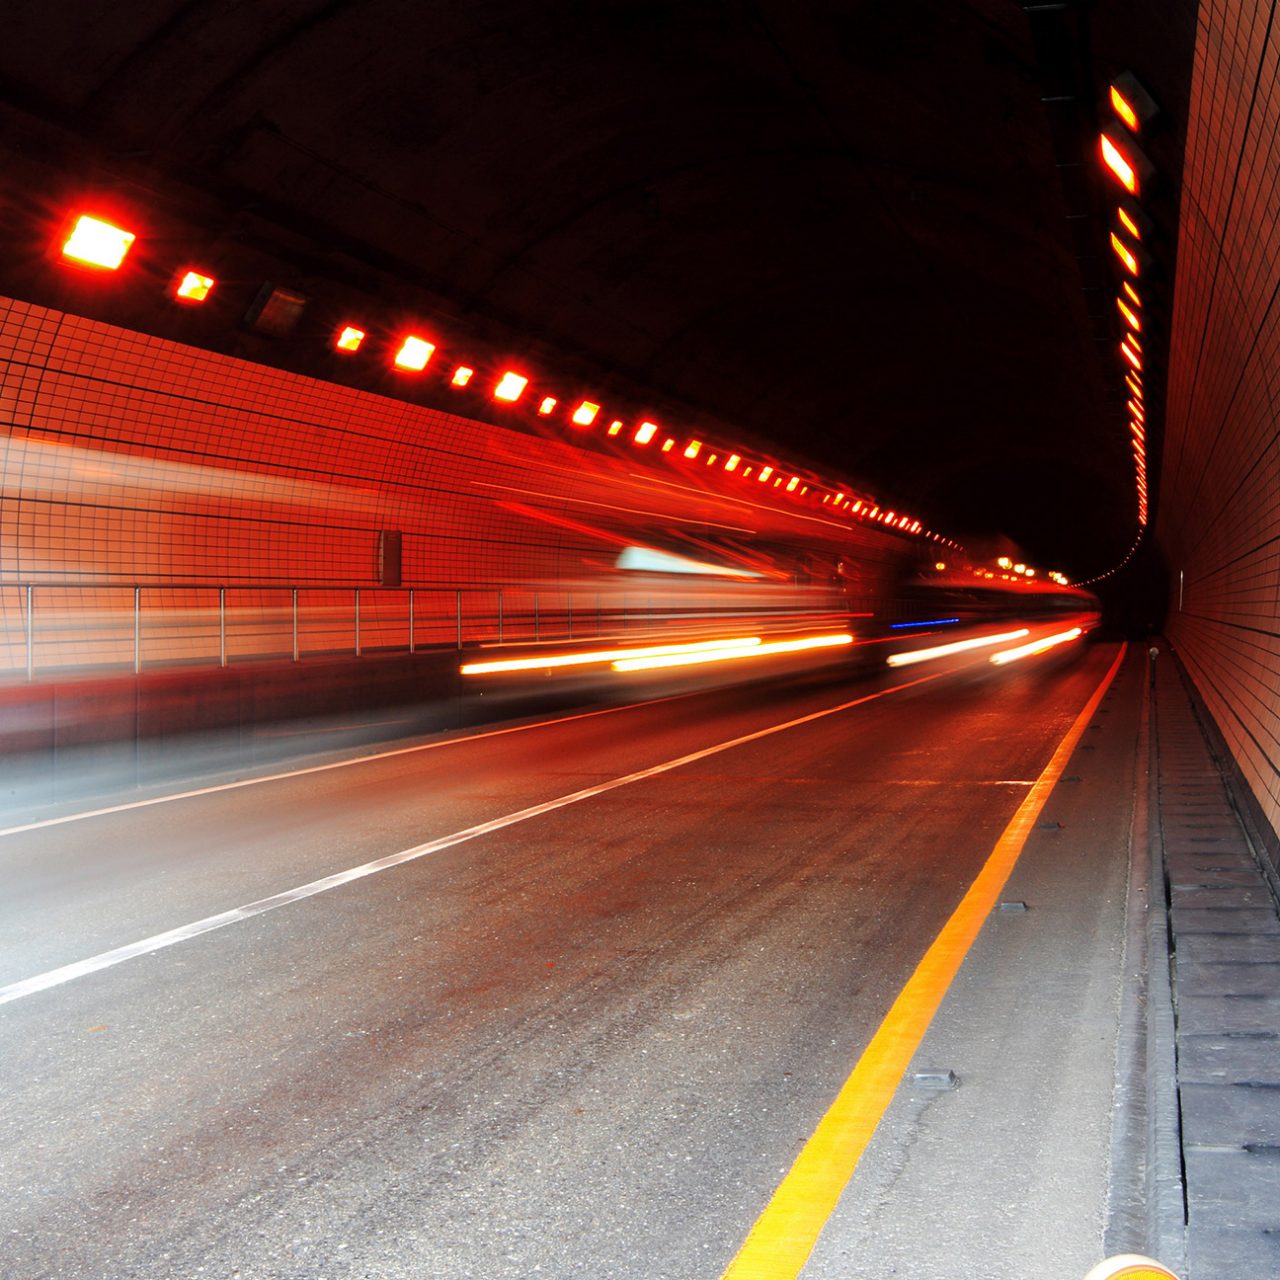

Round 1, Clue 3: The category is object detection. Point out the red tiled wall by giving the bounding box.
[1160,2,1280,844]
[1,296,885,675]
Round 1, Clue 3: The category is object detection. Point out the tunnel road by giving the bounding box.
[0,639,1134,1279]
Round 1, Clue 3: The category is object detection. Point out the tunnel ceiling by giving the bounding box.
[0,0,1196,578]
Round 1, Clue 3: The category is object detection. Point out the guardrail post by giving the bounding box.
[456,589,463,649]
[567,592,573,639]
[534,591,540,641]
[292,588,299,662]
[134,586,142,674]
[25,584,34,682]
[220,587,227,667]
[596,592,602,636]
[409,588,415,654]
[354,588,361,657]
[498,590,504,643]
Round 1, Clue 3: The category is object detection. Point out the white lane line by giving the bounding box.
[0,694,688,840]
[0,670,946,1007]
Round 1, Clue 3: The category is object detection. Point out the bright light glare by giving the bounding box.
[1110,232,1139,275]
[989,628,1084,666]
[572,401,600,426]
[175,270,214,302]
[634,421,658,444]
[62,215,136,269]
[1100,134,1139,194]
[538,396,557,415]
[613,632,853,673]
[336,325,366,352]
[461,636,764,676]
[495,371,528,401]
[886,629,1029,668]
[451,366,474,386]
[1117,297,1141,330]
[395,336,435,370]
[1110,85,1141,132]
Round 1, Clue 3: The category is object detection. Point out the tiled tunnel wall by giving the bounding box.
[0,295,879,677]
[1159,1,1280,868]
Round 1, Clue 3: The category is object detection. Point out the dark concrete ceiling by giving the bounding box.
[0,0,1196,579]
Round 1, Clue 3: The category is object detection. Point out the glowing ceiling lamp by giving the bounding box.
[1122,280,1142,308]
[684,440,702,459]
[758,466,774,482]
[1117,297,1141,331]
[1117,207,1142,239]
[61,214,136,270]
[394,336,435,371]
[725,454,741,472]
[451,365,474,386]
[572,401,600,426]
[173,270,214,303]
[1110,231,1140,276]
[1099,133,1151,196]
[607,420,623,436]
[1129,399,1145,421]
[634,421,658,445]
[662,438,675,452]
[786,476,799,492]
[494,371,528,402]
[538,396,557,415]
[1125,373,1143,399]
[1120,339,1142,371]
[1110,72,1160,132]
[335,325,366,353]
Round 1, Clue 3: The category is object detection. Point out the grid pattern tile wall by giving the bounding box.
[1160,0,1280,842]
[0,296,862,675]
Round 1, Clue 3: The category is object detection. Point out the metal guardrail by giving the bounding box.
[1,582,848,681]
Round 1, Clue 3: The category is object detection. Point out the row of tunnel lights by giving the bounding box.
[1098,71,1161,528]
[54,210,954,548]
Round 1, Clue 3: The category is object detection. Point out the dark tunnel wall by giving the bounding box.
[1159,1,1280,862]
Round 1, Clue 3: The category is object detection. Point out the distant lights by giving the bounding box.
[335,325,366,353]
[61,214,136,270]
[572,400,600,426]
[173,270,214,303]
[494,371,528,402]
[394,335,435,371]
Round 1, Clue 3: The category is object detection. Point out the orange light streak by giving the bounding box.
[461,635,765,676]
[613,632,853,673]
[886,629,1030,669]
[1120,340,1142,371]
[1110,231,1139,275]
[989,628,1084,666]
[1117,206,1142,239]
[1117,298,1141,331]
[1110,85,1141,132]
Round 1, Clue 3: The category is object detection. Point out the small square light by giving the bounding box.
[538,396,557,415]
[607,420,623,436]
[174,270,214,303]
[683,440,701,459]
[661,438,675,452]
[495,371,528,402]
[336,325,366,353]
[61,214,136,270]
[395,336,435,371]
[572,401,600,426]
[451,366,474,387]
[634,421,658,445]
[725,454,740,472]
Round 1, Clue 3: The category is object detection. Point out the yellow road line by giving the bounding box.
[721,641,1129,1279]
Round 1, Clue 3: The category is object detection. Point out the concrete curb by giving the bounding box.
[1104,644,1186,1271]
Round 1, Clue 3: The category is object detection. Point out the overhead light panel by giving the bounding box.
[634,421,658,444]
[538,396,557,415]
[1110,72,1160,132]
[61,214,136,270]
[335,325,366,353]
[572,401,600,426]
[1117,297,1141,331]
[173,270,214,303]
[394,336,435,371]
[494,371,528,402]
[1100,133,1152,196]
[451,365,474,386]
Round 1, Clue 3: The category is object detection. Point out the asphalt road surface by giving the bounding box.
[0,639,1137,1279]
